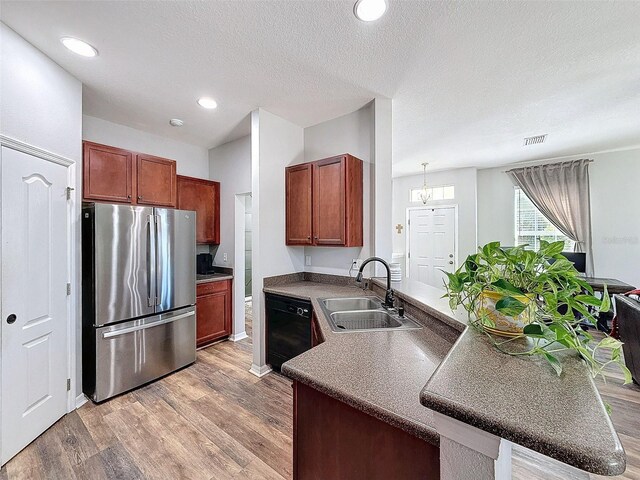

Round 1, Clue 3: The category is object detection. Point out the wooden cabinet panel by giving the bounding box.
[311,313,324,347]
[286,164,313,245]
[313,157,346,245]
[136,154,177,207]
[177,175,220,244]
[285,154,362,247]
[196,280,231,347]
[83,142,133,203]
[293,381,439,480]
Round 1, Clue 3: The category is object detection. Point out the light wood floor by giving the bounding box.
[2,304,639,479]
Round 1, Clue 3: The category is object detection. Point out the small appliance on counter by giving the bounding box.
[197,253,216,275]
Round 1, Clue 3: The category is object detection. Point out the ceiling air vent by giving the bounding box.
[523,134,547,146]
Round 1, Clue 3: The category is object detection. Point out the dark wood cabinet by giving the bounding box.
[83,142,134,203]
[286,163,313,245]
[136,153,177,207]
[311,313,323,347]
[285,154,362,247]
[293,381,440,480]
[82,141,177,208]
[177,175,220,244]
[196,280,232,347]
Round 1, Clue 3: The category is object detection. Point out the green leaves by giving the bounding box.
[443,241,630,398]
[495,296,528,316]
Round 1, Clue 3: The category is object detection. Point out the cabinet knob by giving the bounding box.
[6,313,16,324]
[127,194,132,199]
[138,195,142,200]
[307,236,311,240]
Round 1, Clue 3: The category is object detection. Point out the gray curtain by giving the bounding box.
[507,159,594,276]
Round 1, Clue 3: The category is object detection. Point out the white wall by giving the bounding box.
[251,109,305,374]
[302,103,373,275]
[477,147,640,287]
[1,23,84,397]
[209,135,252,266]
[1,24,82,160]
[83,115,209,178]
[393,168,478,272]
[209,135,252,341]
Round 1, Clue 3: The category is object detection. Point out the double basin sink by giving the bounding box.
[319,297,422,333]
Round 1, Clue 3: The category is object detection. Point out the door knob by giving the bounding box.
[6,314,16,324]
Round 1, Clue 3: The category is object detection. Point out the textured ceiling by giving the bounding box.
[2,1,639,176]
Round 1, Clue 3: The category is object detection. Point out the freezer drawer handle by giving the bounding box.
[102,311,194,339]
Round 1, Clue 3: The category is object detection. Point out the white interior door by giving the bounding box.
[408,207,456,289]
[1,147,69,465]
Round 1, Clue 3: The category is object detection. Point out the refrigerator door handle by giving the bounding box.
[101,311,195,338]
[155,214,161,306]
[147,214,156,307]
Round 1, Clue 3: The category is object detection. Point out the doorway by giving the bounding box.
[1,145,72,465]
[406,206,457,289]
[231,193,251,342]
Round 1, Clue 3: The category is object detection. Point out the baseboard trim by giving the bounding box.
[229,331,249,342]
[249,364,272,378]
[75,393,88,409]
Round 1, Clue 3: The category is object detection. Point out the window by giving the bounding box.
[410,185,455,202]
[514,187,574,251]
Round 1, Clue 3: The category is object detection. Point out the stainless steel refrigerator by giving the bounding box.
[82,202,196,402]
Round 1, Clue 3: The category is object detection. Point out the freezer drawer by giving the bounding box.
[91,306,196,402]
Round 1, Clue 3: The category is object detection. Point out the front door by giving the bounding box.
[1,147,69,465]
[408,207,456,289]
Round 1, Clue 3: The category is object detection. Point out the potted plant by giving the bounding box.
[444,241,631,384]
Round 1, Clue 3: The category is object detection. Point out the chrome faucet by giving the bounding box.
[355,256,395,308]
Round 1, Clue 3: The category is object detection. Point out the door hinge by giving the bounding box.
[66,186,75,200]
[67,379,71,391]
[66,283,71,295]
[408,251,411,259]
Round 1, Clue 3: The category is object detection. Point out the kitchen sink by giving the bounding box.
[322,297,382,313]
[319,298,422,333]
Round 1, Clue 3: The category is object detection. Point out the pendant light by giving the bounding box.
[419,162,432,204]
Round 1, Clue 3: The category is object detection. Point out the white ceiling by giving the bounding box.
[2,1,639,176]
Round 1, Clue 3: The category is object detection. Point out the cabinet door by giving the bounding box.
[196,281,231,347]
[313,156,346,245]
[286,163,313,245]
[83,142,133,203]
[177,176,220,244]
[136,154,177,207]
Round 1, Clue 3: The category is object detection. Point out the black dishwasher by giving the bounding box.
[266,293,312,372]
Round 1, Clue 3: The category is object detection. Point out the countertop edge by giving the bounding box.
[419,327,627,476]
[196,274,233,284]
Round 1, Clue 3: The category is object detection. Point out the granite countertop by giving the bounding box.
[420,327,626,476]
[196,273,233,284]
[269,281,459,444]
[270,274,626,476]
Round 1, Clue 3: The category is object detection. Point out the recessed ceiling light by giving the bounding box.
[60,37,98,57]
[354,0,387,22]
[169,118,184,127]
[197,97,218,109]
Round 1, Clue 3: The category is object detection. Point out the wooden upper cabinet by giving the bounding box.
[136,154,177,207]
[82,141,178,207]
[285,154,363,247]
[83,142,133,203]
[286,163,313,245]
[177,175,220,244]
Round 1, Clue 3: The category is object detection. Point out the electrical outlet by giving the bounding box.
[223,253,228,263]
[305,255,312,266]
[353,258,363,269]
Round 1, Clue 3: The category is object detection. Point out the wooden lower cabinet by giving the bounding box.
[311,313,324,347]
[196,280,232,347]
[293,381,440,480]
